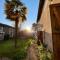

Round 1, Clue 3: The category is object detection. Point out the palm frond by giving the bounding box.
[21,6,27,14]
[5,0,27,21]
[22,15,26,21]
[5,0,9,3]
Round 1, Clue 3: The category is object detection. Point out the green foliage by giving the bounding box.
[11,48,27,60]
[0,39,33,60]
[4,34,10,40]
[38,43,53,60]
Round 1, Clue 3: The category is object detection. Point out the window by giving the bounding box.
[0,26,3,32]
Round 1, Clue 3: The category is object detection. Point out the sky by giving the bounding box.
[0,0,39,30]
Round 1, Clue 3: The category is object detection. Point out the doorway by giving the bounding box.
[50,3,60,60]
[37,31,43,44]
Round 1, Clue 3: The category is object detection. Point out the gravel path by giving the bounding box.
[26,44,39,60]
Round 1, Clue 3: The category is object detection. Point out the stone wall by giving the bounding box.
[38,0,53,51]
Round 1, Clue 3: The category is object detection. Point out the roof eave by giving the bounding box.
[37,0,45,23]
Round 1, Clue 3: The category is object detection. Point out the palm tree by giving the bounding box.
[5,0,27,48]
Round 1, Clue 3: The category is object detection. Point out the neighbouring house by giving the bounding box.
[37,0,60,60]
[0,23,15,40]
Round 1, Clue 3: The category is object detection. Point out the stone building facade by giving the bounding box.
[0,23,15,40]
[37,0,60,60]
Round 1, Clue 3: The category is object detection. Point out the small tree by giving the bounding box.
[5,0,27,48]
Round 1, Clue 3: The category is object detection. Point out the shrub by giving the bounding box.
[38,43,53,60]
[4,34,10,40]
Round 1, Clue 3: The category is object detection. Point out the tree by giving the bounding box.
[5,0,27,48]
[32,23,37,31]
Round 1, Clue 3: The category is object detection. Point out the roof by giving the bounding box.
[37,0,45,22]
[0,23,15,29]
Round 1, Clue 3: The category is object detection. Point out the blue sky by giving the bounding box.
[0,0,39,30]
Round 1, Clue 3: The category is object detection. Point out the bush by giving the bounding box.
[12,49,27,60]
[38,43,53,60]
[4,34,10,40]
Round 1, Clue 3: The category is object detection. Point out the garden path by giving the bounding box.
[26,43,39,60]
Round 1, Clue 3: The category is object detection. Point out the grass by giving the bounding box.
[0,38,33,60]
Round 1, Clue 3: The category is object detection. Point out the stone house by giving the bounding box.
[37,0,60,60]
[0,23,15,40]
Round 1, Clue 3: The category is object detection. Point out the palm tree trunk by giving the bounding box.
[15,19,19,48]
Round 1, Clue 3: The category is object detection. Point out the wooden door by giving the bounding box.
[50,3,60,60]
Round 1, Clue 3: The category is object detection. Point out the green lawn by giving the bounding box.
[0,39,33,60]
